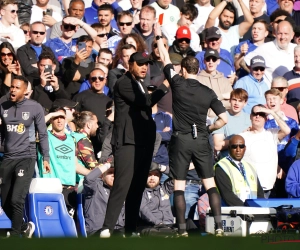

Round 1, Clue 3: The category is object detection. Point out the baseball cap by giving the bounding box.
[204,49,220,59]
[250,55,266,68]
[205,27,221,40]
[52,99,78,109]
[176,26,191,40]
[129,52,153,64]
[169,53,183,65]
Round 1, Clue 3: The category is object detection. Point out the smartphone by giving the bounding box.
[44,65,52,75]
[78,42,86,51]
[45,9,53,16]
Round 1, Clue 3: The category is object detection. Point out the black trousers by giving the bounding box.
[102,144,154,235]
[0,158,35,235]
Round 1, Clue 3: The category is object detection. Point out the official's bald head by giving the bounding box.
[276,20,294,50]
[229,135,245,146]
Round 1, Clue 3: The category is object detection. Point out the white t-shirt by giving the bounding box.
[240,129,279,190]
[0,22,25,50]
[150,2,180,26]
[219,25,240,56]
[30,5,63,42]
[190,4,218,34]
[161,23,201,52]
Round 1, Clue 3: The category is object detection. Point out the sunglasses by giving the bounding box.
[252,67,265,72]
[251,111,266,117]
[1,52,13,57]
[230,144,246,149]
[32,31,46,35]
[2,9,19,14]
[205,57,218,62]
[97,33,109,38]
[119,22,132,26]
[177,38,190,43]
[153,43,167,49]
[63,24,76,30]
[272,87,286,92]
[23,30,29,35]
[91,76,106,82]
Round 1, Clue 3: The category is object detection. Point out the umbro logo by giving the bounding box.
[55,144,73,154]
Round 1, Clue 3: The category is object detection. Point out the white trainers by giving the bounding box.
[22,222,35,238]
[100,229,111,238]
[130,232,141,238]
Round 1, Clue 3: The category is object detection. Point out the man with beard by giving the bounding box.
[168,26,196,58]
[97,3,119,39]
[100,52,169,238]
[205,0,254,56]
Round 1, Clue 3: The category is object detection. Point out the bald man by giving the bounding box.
[244,20,296,88]
[214,135,264,206]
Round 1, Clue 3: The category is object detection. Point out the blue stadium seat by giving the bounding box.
[76,193,87,237]
[0,199,11,229]
[245,198,300,207]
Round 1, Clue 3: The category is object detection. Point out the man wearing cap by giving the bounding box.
[197,49,233,122]
[169,26,196,58]
[205,0,254,56]
[155,23,228,237]
[214,135,264,206]
[162,4,201,52]
[195,27,236,85]
[234,55,269,114]
[100,51,169,238]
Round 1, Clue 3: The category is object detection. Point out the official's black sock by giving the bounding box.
[207,187,222,230]
[174,190,186,234]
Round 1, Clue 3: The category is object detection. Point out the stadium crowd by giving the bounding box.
[1,0,300,238]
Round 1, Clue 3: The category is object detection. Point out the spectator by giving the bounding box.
[214,135,264,206]
[132,6,156,53]
[30,0,63,42]
[124,33,148,52]
[240,104,290,198]
[108,11,134,55]
[237,0,270,42]
[83,166,124,236]
[234,55,269,114]
[271,76,298,122]
[268,9,290,40]
[61,35,95,98]
[108,44,136,95]
[286,158,300,197]
[98,48,113,68]
[50,0,87,39]
[195,27,236,84]
[235,19,268,77]
[0,0,26,50]
[20,23,31,43]
[197,49,232,121]
[213,88,251,159]
[162,4,200,52]
[293,26,300,45]
[190,0,218,34]
[97,3,119,39]
[151,0,180,26]
[38,107,90,212]
[0,42,22,97]
[277,0,300,26]
[91,23,109,57]
[168,26,196,58]
[205,0,254,55]
[17,21,59,84]
[31,52,69,112]
[244,20,296,87]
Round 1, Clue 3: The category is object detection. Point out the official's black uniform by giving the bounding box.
[0,98,49,236]
[102,70,168,235]
[163,64,225,179]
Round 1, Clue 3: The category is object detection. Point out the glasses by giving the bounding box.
[272,87,287,92]
[230,144,246,149]
[252,67,265,72]
[32,31,46,35]
[63,24,76,30]
[97,33,109,38]
[177,38,190,43]
[2,9,18,14]
[205,57,218,62]
[23,30,29,35]
[119,22,132,26]
[1,52,13,57]
[91,76,106,82]
[153,43,167,49]
[251,111,266,117]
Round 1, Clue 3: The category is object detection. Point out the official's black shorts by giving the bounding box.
[169,132,213,180]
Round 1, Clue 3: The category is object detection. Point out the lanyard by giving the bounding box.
[226,156,249,185]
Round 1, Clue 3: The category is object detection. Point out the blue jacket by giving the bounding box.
[152,111,172,166]
[265,0,279,16]
[45,38,77,63]
[286,159,300,197]
[196,48,235,77]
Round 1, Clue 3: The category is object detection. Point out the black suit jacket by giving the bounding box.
[112,71,168,146]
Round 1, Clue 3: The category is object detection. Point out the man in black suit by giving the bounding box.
[100,52,169,238]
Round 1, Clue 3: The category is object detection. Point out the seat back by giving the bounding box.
[245,198,300,207]
[0,199,11,229]
[76,193,87,237]
[29,193,77,238]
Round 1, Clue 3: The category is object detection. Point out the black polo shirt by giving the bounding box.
[163,64,225,134]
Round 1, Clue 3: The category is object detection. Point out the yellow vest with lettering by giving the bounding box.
[214,157,258,200]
